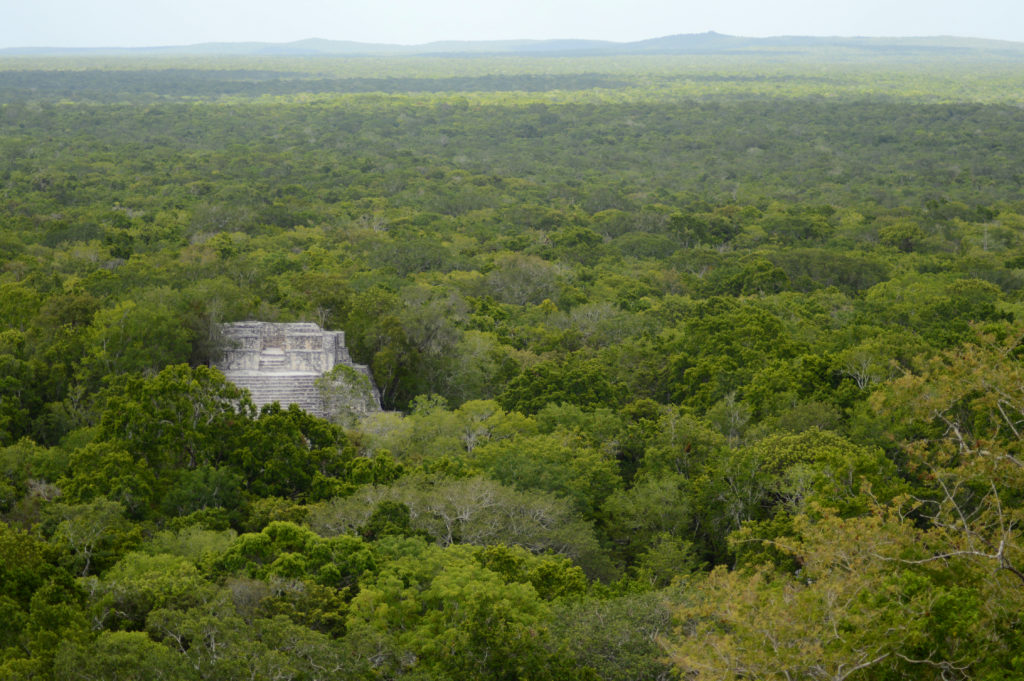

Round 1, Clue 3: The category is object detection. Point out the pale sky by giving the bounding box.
[2,0,1022,48]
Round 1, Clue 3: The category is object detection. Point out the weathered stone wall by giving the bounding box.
[218,321,352,374]
[215,321,381,418]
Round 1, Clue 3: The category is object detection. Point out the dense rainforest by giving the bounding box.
[2,49,1024,680]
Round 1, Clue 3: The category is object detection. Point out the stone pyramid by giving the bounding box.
[215,321,381,419]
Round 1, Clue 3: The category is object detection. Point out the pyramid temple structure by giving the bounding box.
[215,321,381,419]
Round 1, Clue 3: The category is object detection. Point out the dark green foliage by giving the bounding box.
[498,356,625,414]
[212,521,375,589]
[358,500,430,542]
[98,364,254,474]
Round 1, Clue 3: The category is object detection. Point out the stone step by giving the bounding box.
[222,373,325,416]
[257,351,289,371]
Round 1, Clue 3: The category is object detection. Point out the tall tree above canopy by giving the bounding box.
[873,323,1024,587]
[77,295,192,389]
[99,364,254,474]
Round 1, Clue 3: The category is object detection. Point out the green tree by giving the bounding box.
[212,521,375,591]
[667,510,1016,681]
[233,403,358,499]
[472,430,622,516]
[499,356,625,415]
[309,476,612,578]
[347,541,585,680]
[601,474,694,568]
[553,591,675,681]
[58,442,156,519]
[45,498,138,576]
[85,552,211,631]
[99,364,254,474]
[54,631,192,681]
[77,296,192,388]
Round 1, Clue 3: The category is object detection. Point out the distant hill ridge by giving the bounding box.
[4,32,1024,57]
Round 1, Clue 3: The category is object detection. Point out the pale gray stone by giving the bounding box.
[215,321,382,419]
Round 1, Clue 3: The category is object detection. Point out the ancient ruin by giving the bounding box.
[215,321,381,420]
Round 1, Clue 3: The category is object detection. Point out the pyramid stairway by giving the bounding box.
[225,372,324,417]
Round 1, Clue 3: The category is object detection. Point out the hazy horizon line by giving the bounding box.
[5,31,1024,52]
